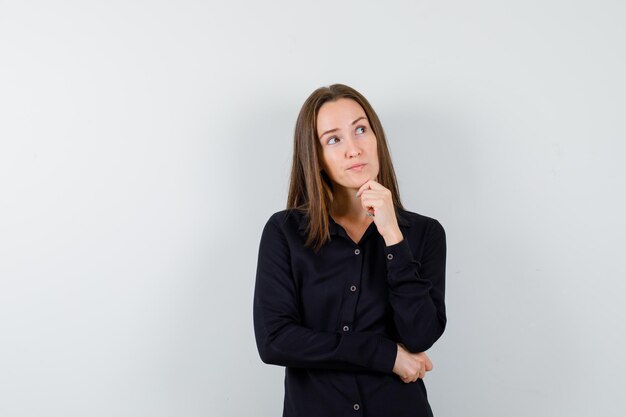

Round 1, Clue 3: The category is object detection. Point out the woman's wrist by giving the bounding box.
[383,227,403,246]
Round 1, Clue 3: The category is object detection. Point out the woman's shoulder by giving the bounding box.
[397,208,445,235]
[263,207,444,237]
[264,208,308,232]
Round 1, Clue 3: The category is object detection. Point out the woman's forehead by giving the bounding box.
[317,98,367,129]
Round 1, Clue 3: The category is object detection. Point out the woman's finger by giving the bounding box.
[359,190,386,203]
[425,357,433,372]
[359,199,381,216]
[359,197,382,211]
[356,179,387,197]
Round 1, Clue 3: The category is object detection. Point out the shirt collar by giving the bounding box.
[296,209,411,237]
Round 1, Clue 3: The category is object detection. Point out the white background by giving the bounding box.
[1,1,625,416]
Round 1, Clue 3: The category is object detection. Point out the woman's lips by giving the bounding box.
[348,163,366,171]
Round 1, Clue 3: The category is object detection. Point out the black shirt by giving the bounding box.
[253,208,447,417]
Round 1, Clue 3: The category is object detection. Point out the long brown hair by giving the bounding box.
[287,83,405,252]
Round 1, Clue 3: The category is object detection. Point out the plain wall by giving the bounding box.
[1,0,625,416]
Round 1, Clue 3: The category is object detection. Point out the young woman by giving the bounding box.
[253,84,447,417]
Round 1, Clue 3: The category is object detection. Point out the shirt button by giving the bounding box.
[350,285,357,292]
[387,253,394,260]
[353,403,360,411]
[354,248,360,255]
[342,325,350,332]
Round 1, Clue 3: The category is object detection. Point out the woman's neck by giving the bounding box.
[329,186,371,223]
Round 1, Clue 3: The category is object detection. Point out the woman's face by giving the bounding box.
[316,98,379,192]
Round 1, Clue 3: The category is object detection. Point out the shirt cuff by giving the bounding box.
[385,236,416,266]
[376,336,399,373]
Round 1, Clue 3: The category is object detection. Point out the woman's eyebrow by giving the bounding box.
[319,116,367,139]
[319,127,338,139]
[351,116,366,125]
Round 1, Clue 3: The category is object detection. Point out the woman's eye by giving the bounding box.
[327,137,339,145]
[356,126,366,134]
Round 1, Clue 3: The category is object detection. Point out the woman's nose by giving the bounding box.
[345,136,361,157]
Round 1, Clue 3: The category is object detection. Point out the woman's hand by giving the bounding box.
[356,180,403,245]
[392,344,434,383]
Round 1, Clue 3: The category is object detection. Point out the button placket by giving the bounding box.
[352,247,361,296]
[339,245,362,336]
[336,243,366,414]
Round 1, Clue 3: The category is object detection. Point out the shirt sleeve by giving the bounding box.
[384,219,447,353]
[253,217,398,373]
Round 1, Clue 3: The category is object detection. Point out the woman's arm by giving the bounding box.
[354,180,447,353]
[253,217,398,373]
[384,219,447,353]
